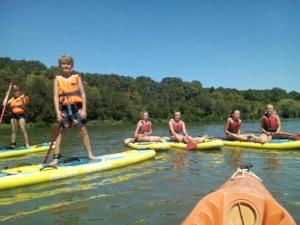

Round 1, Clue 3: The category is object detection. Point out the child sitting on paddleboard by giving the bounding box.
[50,55,97,165]
[133,111,161,142]
[225,109,269,143]
[260,104,290,137]
[169,110,208,143]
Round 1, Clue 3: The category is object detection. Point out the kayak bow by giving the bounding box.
[182,164,296,225]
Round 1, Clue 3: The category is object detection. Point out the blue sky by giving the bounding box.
[0,0,299,91]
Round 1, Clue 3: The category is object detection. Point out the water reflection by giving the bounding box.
[266,153,280,170]
[170,150,189,170]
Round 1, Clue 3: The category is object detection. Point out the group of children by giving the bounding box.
[133,111,208,143]
[2,55,288,166]
[132,104,285,144]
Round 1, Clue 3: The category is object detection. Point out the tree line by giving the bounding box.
[1,57,300,125]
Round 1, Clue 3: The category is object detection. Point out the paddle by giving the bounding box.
[187,139,198,150]
[43,123,63,164]
[0,81,13,126]
[274,134,300,140]
[207,135,226,140]
[246,130,300,141]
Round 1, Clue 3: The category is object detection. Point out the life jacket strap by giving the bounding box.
[59,89,81,97]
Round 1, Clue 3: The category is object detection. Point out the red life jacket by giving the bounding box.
[171,119,184,135]
[138,120,152,134]
[228,118,241,134]
[262,114,278,132]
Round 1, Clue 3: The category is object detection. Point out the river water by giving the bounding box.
[0,120,299,225]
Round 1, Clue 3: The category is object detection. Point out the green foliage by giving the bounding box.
[0,57,299,124]
[277,99,300,118]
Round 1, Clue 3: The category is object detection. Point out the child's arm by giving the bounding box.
[134,121,142,138]
[6,98,12,108]
[77,75,87,119]
[169,120,176,136]
[182,122,188,136]
[224,118,231,136]
[3,92,11,106]
[20,93,29,106]
[20,94,27,112]
[237,120,241,135]
[260,117,269,135]
[275,115,282,134]
[54,78,62,122]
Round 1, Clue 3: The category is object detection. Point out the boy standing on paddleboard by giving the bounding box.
[49,55,97,165]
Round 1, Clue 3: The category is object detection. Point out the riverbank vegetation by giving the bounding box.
[1,57,300,125]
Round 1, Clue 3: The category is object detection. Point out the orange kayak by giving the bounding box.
[182,165,296,225]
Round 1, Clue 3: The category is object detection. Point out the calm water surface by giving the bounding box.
[0,120,300,225]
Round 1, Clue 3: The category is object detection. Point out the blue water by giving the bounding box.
[0,119,299,224]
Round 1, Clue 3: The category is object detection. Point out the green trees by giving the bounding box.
[0,57,299,124]
[277,99,300,118]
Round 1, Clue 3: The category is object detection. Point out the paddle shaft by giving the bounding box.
[208,135,225,139]
[0,81,13,126]
[246,130,292,135]
[246,130,300,140]
[43,123,63,163]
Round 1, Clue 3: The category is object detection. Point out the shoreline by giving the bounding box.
[0,117,298,129]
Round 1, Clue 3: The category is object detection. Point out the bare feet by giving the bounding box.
[127,138,135,144]
[252,137,267,144]
[10,143,16,149]
[49,159,59,166]
[88,155,98,160]
[201,135,208,142]
[193,135,208,143]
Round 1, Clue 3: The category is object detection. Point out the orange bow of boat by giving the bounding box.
[182,167,296,225]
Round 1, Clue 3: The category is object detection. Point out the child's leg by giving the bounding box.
[135,134,144,142]
[136,135,150,142]
[18,118,30,148]
[183,135,190,143]
[193,135,208,143]
[79,126,97,160]
[227,133,248,141]
[260,133,271,142]
[241,134,268,143]
[49,132,63,165]
[10,118,17,147]
[148,136,162,142]
[170,134,184,143]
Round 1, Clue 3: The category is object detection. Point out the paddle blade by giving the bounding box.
[187,140,198,150]
[289,135,300,140]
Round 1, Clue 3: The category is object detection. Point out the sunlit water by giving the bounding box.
[0,119,300,225]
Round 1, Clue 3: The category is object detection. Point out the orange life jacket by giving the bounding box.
[138,120,152,134]
[56,74,82,106]
[8,96,29,114]
[262,114,279,132]
[228,118,241,134]
[171,119,185,135]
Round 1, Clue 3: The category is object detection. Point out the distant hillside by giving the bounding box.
[1,57,300,124]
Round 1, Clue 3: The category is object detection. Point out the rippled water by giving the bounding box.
[0,119,300,225]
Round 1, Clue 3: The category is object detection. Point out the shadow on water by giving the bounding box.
[0,119,300,224]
